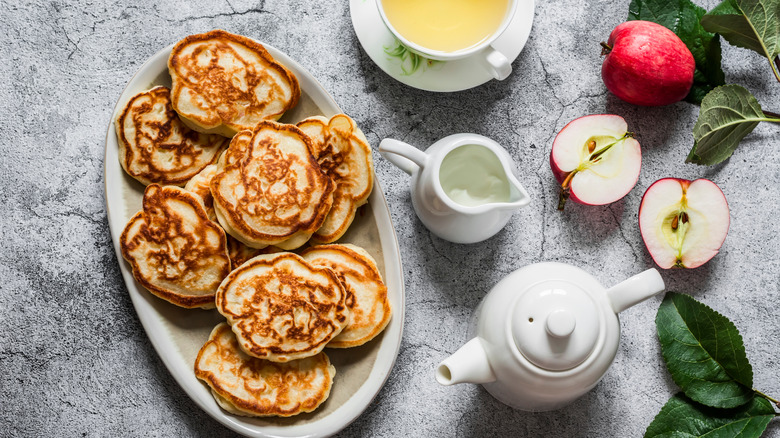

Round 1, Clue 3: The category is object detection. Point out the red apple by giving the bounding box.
[639,178,730,269]
[601,21,695,106]
[550,114,641,210]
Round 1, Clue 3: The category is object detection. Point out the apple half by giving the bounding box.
[639,178,730,269]
[550,114,641,210]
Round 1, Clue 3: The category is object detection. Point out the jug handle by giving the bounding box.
[379,138,428,175]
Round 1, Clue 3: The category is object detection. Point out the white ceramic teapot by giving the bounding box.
[435,262,665,411]
[379,134,530,244]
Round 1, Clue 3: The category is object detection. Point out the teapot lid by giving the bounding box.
[510,279,600,371]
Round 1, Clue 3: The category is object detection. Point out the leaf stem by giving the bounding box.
[762,110,780,121]
[775,56,780,83]
[754,389,780,409]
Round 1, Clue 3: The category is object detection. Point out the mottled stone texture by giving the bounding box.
[1,0,779,437]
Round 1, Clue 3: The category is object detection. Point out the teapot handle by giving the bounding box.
[606,268,666,314]
[379,138,428,175]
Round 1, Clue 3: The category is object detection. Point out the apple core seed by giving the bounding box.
[557,133,633,210]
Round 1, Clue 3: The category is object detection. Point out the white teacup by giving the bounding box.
[376,0,518,80]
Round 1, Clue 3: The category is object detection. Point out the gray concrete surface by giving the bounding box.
[2,0,779,437]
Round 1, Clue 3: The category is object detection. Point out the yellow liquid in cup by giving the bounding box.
[382,0,511,53]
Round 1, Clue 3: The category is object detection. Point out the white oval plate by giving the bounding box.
[104,42,405,438]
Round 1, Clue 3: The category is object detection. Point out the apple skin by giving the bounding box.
[601,20,695,106]
[550,114,642,209]
[550,155,593,206]
[639,178,730,269]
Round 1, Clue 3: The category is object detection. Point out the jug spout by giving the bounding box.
[435,337,496,386]
[606,268,666,314]
[499,175,531,210]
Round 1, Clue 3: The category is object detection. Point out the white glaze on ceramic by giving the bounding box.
[435,263,664,411]
[375,0,518,79]
[379,134,530,244]
[349,0,534,91]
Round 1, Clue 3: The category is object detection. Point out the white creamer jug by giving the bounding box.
[379,134,530,244]
[436,262,665,411]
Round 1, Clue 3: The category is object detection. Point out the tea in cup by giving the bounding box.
[376,0,517,80]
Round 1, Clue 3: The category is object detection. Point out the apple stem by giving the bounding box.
[558,171,576,211]
[600,42,612,56]
[558,190,570,211]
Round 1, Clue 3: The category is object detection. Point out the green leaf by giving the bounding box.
[628,0,726,104]
[656,292,754,408]
[645,393,776,438]
[702,0,780,81]
[687,84,778,165]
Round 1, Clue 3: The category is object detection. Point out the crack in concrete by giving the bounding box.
[535,171,549,261]
[505,107,523,139]
[608,204,640,263]
[401,340,448,356]
[426,230,455,265]
[20,202,105,228]
[176,1,275,22]
[407,298,462,311]
[535,45,565,113]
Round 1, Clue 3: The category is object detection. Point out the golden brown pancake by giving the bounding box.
[184,163,218,220]
[115,86,228,186]
[301,244,391,348]
[120,184,231,308]
[218,129,253,167]
[181,156,284,269]
[215,252,349,362]
[168,30,300,137]
[297,115,374,243]
[195,323,335,417]
[226,236,282,270]
[211,121,335,250]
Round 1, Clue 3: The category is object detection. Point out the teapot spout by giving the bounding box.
[606,268,666,314]
[435,337,496,386]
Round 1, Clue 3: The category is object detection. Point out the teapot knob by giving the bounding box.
[546,309,576,338]
[511,280,600,371]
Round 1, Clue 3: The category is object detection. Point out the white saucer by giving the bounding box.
[349,0,535,92]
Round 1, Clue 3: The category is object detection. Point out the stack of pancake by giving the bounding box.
[117,30,391,417]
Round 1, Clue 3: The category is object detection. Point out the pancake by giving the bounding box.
[297,114,374,243]
[301,244,391,348]
[211,121,334,250]
[184,163,218,220]
[115,86,228,186]
[195,323,335,417]
[226,234,263,269]
[120,184,231,309]
[215,252,349,362]
[226,236,282,270]
[218,129,253,167]
[181,156,285,269]
[168,30,300,137]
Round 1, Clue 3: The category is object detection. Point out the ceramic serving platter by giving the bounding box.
[103,42,405,438]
